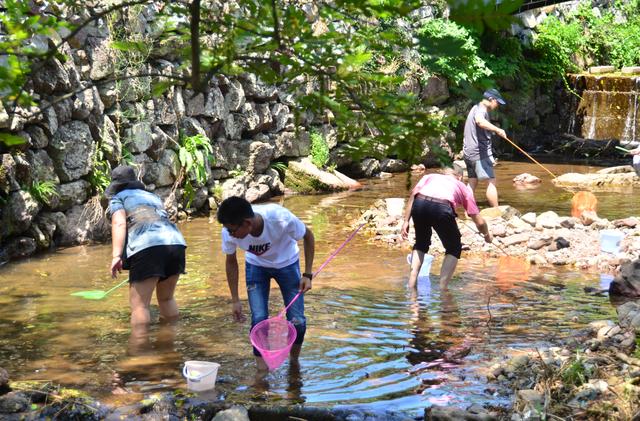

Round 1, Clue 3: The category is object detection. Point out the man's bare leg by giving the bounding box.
[486,178,498,207]
[467,178,478,197]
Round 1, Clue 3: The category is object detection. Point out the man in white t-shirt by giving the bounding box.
[217,196,315,371]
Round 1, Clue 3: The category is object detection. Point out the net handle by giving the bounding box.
[313,223,365,276]
[279,223,365,317]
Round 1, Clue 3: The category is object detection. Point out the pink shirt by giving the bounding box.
[411,173,480,215]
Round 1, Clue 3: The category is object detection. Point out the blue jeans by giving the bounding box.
[245,260,306,356]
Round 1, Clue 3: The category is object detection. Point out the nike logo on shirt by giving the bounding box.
[248,243,271,255]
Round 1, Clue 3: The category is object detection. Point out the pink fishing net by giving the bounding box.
[250,315,297,371]
[248,224,365,371]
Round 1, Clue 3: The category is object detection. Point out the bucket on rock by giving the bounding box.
[385,198,405,217]
[599,230,624,254]
[182,361,220,392]
[407,253,434,277]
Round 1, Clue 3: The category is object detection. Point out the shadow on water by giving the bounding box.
[0,162,625,415]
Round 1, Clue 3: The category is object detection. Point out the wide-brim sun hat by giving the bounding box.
[483,88,506,105]
[105,165,145,197]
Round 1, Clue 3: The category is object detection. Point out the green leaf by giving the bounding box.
[0,132,27,146]
[110,40,149,55]
[151,81,173,98]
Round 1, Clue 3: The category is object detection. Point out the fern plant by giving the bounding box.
[178,133,214,208]
[29,180,59,204]
[269,161,288,179]
[88,144,111,194]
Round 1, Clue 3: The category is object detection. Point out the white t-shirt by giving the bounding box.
[221,203,306,269]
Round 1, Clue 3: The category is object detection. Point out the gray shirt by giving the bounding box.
[463,103,492,161]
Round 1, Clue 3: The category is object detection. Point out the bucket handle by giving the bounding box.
[182,364,218,382]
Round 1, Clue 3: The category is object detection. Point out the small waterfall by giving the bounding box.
[568,74,640,142]
[620,86,637,144]
[566,75,580,135]
[586,89,599,139]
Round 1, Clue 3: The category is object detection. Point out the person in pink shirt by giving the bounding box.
[401,167,492,289]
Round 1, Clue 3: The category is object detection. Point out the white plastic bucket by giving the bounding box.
[385,198,405,217]
[407,253,434,277]
[182,361,220,392]
[599,230,624,254]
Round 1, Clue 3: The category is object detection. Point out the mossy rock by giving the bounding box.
[284,168,333,194]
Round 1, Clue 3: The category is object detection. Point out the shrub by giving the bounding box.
[416,18,491,84]
[310,131,330,169]
[178,133,214,208]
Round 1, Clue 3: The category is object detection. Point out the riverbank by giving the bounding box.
[357,197,639,273]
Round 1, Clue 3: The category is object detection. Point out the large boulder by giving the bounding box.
[55,203,110,245]
[610,259,640,297]
[552,171,640,188]
[47,120,94,182]
[0,190,40,239]
[0,154,21,194]
[26,149,59,185]
[285,158,361,193]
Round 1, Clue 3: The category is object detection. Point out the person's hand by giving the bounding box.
[630,148,640,155]
[483,232,493,244]
[495,128,507,139]
[231,301,245,322]
[401,220,410,239]
[299,275,312,293]
[110,257,123,278]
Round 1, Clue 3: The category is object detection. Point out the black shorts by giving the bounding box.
[127,245,186,283]
[411,198,462,258]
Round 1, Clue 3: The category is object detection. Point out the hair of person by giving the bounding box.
[217,196,254,225]
[441,166,463,177]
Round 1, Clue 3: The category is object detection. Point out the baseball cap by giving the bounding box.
[483,88,506,105]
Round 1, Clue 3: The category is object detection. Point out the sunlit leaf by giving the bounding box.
[0,132,27,146]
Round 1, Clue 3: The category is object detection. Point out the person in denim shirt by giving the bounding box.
[217,196,315,372]
[106,165,187,328]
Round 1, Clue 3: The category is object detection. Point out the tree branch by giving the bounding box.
[270,0,282,51]
[6,72,189,118]
[189,0,202,92]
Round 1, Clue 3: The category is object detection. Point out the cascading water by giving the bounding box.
[620,77,640,145]
[568,74,640,144]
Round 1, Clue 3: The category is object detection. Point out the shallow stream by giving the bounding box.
[0,161,635,415]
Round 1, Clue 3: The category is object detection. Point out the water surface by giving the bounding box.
[0,161,627,415]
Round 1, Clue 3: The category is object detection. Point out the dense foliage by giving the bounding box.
[521,0,640,83]
[416,18,491,85]
[0,0,523,164]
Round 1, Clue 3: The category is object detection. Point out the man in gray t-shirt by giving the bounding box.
[462,88,507,208]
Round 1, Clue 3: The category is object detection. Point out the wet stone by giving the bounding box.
[589,66,615,74]
[0,368,8,389]
[621,67,640,75]
[212,405,249,421]
[0,392,29,413]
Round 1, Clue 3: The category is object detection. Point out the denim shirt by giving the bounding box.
[108,189,186,258]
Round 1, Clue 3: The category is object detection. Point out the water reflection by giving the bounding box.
[0,163,626,415]
[408,281,463,365]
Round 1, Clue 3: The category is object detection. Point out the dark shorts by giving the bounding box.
[127,245,186,283]
[411,198,462,258]
[464,157,495,180]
